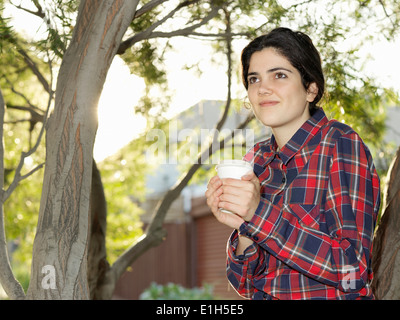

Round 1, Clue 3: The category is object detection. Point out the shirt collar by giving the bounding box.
[279,108,328,165]
[258,108,328,167]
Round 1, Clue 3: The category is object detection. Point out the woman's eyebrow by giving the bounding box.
[248,67,293,77]
[247,71,259,78]
[267,67,293,73]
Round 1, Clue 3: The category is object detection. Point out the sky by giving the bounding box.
[358,41,400,93]
[4,1,400,161]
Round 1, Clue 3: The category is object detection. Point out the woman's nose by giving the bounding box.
[258,80,272,95]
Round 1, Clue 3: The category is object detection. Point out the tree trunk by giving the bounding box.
[88,159,109,299]
[26,0,139,299]
[372,146,400,299]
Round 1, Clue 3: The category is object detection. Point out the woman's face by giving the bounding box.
[247,47,317,145]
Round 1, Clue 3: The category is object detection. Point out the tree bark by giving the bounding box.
[26,0,139,299]
[88,159,109,299]
[372,146,400,299]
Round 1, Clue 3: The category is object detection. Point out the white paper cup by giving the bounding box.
[215,160,253,215]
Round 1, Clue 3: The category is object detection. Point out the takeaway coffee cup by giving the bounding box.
[215,160,253,215]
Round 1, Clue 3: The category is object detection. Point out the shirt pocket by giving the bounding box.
[287,203,320,229]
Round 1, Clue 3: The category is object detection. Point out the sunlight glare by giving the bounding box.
[94,57,146,162]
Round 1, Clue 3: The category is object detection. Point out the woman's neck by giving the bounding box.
[271,113,311,150]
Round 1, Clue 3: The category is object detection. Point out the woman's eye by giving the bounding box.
[248,76,259,84]
[275,72,287,79]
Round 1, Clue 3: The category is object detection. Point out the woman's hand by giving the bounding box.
[219,171,261,222]
[205,171,261,230]
[205,175,244,230]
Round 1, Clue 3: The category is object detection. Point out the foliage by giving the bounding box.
[0,10,13,51]
[0,7,49,279]
[2,101,46,289]
[140,282,215,300]
[98,139,150,264]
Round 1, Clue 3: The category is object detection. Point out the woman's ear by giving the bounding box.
[306,82,318,102]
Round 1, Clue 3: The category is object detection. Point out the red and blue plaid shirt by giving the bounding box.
[227,108,380,300]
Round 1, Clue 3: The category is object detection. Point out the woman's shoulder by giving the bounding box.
[325,118,355,134]
[322,118,361,142]
[321,119,372,156]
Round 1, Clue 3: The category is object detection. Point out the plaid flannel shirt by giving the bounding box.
[226,108,380,300]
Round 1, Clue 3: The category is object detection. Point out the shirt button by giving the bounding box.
[253,236,259,241]
[282,177,286,183]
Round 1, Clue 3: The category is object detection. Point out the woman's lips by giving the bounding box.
[259,100,279,107]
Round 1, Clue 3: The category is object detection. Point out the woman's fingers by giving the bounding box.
[205,172,261,228]
[211,203,245,229]
[217,173,260,221]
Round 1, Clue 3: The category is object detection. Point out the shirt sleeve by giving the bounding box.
[226,230,267,299]
[237,132,380,293]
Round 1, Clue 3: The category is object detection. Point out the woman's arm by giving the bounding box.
[236,234,255,255]
[206,172,264,298]
[226,230,266,299]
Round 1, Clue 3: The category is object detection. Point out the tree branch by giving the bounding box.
[2,76,42,112]
[117,0,217,54]
[107,107,254,286]
[16,47,50,94]
[378,0,397,30]
[2,78,53,202]
[6,104,45,125]
[134,0,170,19]
[0,86,26,300]
[186,31,250,39]
[10,0,67,57]
[9,0,45,19]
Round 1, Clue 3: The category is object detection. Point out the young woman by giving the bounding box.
[205,27,380,300]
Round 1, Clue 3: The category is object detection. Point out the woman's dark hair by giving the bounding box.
[241,27,325,113]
